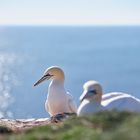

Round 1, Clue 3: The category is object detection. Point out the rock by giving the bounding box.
[0,118,50,132]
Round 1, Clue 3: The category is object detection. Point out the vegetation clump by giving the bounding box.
[0,111,140,140]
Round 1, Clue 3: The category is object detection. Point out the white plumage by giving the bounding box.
[77,80,140,116]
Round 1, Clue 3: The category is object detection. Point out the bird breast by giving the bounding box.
[46,82,70,115]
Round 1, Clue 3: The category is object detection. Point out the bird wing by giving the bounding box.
[102,94,130,107]
[67,92,77,113]
[102,92,126,101]
[102,94,140,112]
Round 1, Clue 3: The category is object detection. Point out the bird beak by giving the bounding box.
[79,91,88,102]
[80,89,97,102]
[34,74,53,86]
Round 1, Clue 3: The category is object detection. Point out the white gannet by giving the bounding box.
[34,66,77,121]
[77,80,140,116]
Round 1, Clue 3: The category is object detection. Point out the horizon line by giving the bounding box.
[0,23,140,27]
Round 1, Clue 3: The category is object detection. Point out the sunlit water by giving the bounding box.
[0,26,140,118]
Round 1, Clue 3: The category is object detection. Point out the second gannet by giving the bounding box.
[77,80,140,116]
[34,66,77,122]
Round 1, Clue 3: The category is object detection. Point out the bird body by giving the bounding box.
[102,92,140,112]
[78,81,140,116]
[78,100,104,115]
[46,80,76,116]
[34,66,77,118]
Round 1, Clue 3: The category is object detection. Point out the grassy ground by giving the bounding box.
[0,111,140,140]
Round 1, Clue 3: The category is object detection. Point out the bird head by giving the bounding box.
[80,80,102,102]
[34,66,65,86]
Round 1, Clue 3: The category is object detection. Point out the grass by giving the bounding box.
[0,111,140,140]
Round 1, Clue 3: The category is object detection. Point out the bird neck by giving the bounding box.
[48,79,65,97]
[90,94,102,104]
[51,79,64,87]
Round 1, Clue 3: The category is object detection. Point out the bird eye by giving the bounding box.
[89,89,97,94]
[45,73,53,77]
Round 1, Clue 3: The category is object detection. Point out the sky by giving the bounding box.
[0,0,140,25]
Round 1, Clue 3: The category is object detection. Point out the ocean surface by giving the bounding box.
[0,26,140,119]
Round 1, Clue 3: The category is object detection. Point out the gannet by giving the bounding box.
[34,66,77,121]
[77,80,140,116]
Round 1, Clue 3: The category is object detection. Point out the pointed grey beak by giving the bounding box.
[34,74,53,86]
[80,89,97,102]
[80,91,88,102]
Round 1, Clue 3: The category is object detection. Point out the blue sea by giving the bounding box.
[0,26,140,119]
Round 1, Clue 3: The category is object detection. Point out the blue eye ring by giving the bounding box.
[44,73,53,77]
[89,89,97,94]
